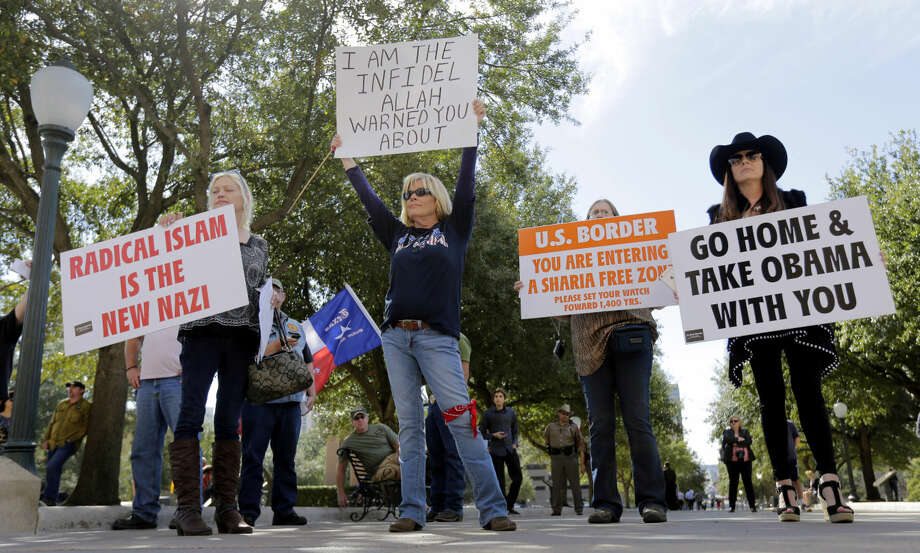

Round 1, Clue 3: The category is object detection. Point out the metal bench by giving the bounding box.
[338,447,400,522]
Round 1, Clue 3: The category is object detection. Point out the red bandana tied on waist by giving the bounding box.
[442,399,478,437]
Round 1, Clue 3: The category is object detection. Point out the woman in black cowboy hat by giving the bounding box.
[706,132,854,524]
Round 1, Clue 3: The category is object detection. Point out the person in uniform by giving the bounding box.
[544,404,584,516]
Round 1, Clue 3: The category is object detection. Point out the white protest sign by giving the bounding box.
[668,196,895,343]
[61,205,248,355]
[518,211,678,319]
[335,34,478,158]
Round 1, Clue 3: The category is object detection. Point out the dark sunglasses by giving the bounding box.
[352,414,366,420]
[729,419,740,423]
[402,187,432,201]
[727,151,762,166]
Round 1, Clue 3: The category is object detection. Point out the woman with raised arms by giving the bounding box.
[330,99,515,532]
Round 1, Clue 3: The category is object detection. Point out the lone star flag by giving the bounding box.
[303,284,382,393]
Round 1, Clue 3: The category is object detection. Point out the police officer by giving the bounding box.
[238,278,315,526]
[545,404,584,516]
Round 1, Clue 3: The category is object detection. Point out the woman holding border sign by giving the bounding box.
[707,132,853,523]
[158,170,269,536]
[330,99,516,533]
[513,199,669,525]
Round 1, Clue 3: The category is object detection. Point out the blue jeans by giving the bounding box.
[131,376,181,521]
[580,324,666,515]
[382,327,506,526]
[175,332,257,441]
[426,400,464,514]
[238,401,302,520]
[43,441,76,502]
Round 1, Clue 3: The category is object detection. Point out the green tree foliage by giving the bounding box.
[0,0,596,503]
[826,130,920,498]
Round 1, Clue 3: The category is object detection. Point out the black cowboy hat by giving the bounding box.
[709,132,787,185]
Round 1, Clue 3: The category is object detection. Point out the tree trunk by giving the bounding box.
[856,427,882,501]
[66,344,127,505]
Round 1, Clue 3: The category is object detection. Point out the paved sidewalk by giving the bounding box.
[5,508,920,553]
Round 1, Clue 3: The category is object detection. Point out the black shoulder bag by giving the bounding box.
[246,310,314,404]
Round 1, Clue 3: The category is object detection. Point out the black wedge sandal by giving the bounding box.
[818,479,854,523]
[776,484,801,522]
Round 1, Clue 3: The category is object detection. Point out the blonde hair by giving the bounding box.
[208,169,254,230]
[399,172,452,226]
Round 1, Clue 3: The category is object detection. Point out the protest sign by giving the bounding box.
[335,34,478,158]
[518,211,677,319]
[668,196,895,343]
[61,205,248,355]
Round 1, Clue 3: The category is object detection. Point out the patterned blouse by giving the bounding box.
[180,233,268,334]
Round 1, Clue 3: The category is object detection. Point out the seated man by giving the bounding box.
[336,408,400,508]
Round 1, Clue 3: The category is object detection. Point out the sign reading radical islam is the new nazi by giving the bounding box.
[668,196,895,343]
[61,205,248,355]
[518,211,678,319]
[335,34,478,158]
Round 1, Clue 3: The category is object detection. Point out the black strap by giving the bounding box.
[273,309,292,352]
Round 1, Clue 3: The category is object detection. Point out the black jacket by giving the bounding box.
[721,427,756,463]
[707,188,807,224]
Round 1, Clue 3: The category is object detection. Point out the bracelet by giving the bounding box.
[126,365,138,371]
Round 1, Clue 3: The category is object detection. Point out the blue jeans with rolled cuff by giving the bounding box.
[580,324,666,516]
[131,375,182,522]
[382,327,507,527]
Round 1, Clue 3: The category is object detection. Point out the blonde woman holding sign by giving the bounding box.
[513,199,669,525]
[159,170,269,536]
[330,99,515,533]
[708,132,853,523]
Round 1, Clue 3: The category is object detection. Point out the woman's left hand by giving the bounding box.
[473,99,485,123]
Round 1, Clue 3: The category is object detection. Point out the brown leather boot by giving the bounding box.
[169,438,212,536]
[212,439,253,534]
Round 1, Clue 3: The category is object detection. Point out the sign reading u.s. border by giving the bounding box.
[518,211,677,319]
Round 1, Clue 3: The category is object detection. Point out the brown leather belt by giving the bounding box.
[394,320,430,331]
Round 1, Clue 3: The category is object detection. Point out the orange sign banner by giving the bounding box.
[518,210,677,319]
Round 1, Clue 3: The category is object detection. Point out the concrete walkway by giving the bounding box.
[3,506,919,553]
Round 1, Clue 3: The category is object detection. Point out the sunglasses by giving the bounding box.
[729,419,740,423]
[352,414,366,421]
[403,187,432,201]
[727,151,762,166]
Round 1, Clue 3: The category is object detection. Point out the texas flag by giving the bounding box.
[302,284,381,394]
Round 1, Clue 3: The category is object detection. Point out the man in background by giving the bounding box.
[113,326,182,530]
[426,333,472,522]
[40,381,91,506]
[239,279,315,527]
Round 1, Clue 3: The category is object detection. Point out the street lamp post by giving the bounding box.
[832,401,859,502]
[3,59,92,473]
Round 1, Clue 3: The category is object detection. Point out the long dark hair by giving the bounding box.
[716,161,784,222]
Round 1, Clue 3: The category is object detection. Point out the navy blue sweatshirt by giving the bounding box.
[345,146,477,339]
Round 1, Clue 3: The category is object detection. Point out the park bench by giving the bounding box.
[337,447,400,522]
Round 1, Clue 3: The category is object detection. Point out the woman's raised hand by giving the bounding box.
[513,280,524,292]
[158,213,183,227]
[473,99,485,123]
[331,134,356,170]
